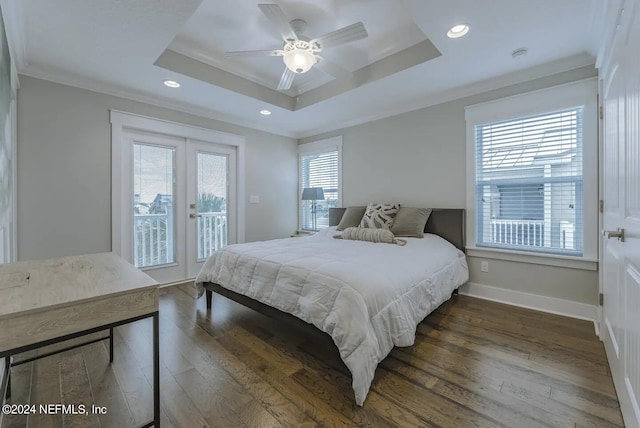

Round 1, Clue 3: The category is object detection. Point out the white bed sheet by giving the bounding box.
[195,228,469,405]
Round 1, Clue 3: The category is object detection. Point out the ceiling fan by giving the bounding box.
[225,4,368,91]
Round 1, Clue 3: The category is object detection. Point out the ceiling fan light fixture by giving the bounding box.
[283,40,316,74]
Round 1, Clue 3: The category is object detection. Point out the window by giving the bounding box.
[299,137,342,231]
[476,108,583,255]
[133,143,176,268]
[465,79,598,267]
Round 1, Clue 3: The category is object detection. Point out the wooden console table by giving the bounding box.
[0,252,160,427]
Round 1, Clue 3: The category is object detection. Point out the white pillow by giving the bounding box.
[359,203,400,229]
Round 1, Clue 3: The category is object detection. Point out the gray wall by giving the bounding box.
[302,65,599,305]
[17,75,298,261]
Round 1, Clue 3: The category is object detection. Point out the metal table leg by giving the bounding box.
[109,327,114,363]
[2,356,10,399]
[153,311,160,427]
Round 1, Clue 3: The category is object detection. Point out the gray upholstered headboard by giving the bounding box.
[329,207,466,252]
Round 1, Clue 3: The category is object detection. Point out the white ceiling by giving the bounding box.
[9,0,599,138]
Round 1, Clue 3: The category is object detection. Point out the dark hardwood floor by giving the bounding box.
[2,285,623,427]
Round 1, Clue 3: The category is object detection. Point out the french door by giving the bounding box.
[123,130,237,283]
[111,112,245,283]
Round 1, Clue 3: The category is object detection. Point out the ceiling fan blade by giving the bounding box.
[314,56,354,82]
[258,4,297,41]
[225,49,283,57]
[277,67,295,91]
[311,22,368,50]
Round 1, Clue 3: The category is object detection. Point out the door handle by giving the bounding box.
[189,213,198,219]
[603,228,625,242]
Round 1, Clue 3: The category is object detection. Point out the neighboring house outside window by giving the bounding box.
[298,137,342,231]
[465,79,598,269]
[476,111,583,255]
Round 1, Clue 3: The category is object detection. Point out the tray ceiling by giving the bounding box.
[10,0,599,138]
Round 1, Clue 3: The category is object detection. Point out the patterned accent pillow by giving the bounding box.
[359,203,400,229]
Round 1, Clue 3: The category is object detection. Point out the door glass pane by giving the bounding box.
[133,143,175,268]
[197,152,228,260]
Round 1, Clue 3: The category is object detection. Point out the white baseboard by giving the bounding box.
[459,282,597,322]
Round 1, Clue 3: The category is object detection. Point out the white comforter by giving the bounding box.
[195,228,469,405]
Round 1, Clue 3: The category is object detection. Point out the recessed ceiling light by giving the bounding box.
[260,109,272,116]
[447,24,469,39]
[163,80,181,88]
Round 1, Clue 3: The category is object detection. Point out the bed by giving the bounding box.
[194,208,468,405]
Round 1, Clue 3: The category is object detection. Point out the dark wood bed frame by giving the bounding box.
[203,208,465,334]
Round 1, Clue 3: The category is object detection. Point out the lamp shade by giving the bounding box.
[301,187,324,200]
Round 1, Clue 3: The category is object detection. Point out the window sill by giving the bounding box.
[465,246,598,271]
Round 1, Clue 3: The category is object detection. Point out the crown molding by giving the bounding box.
[19,64,298,139]
[297,53,596,139]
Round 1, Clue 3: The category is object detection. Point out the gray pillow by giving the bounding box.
[390,207,432,238]
[336,206,367,231]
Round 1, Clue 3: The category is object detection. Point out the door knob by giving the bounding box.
[603,228,625,242]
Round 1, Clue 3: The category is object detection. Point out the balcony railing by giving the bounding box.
[197,212,227,260]
[134,213,174,268]
[490,219,545,247]
[133,211,226,268]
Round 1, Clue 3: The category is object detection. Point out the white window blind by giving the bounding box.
[298,137,342,232]
[299,149,339,230]
[475,107,584,255]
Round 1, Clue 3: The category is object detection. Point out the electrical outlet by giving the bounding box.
[249,195,260,204]
[480,261,489,273]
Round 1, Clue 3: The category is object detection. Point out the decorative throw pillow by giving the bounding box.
[336,206,367,231]
[334,227,406,246]
[359,203,400,229]
[390,207,432,238]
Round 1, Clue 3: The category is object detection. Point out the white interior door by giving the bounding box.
[600,3,640,426]
[186,141,237,278]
